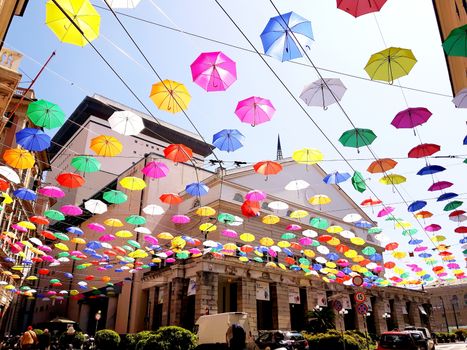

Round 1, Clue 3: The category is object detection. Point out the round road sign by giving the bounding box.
[357,303,369,315]
[354,292,366,303]
[333,300,343,312]
[352,275,364,287]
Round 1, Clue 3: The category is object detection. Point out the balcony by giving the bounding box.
[0,48,23,72]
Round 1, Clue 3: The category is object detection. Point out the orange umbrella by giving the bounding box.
[29,216,50,225]
[367,158,397,173]
[241,200,260,218]
[56,172,85,188]
[159,193,183,205]
[164,144,193,163]
[0,179,9,191]
[414,210,433,219]
[253,161,282,177]
[90,135,122,157]
[3,149,35,169]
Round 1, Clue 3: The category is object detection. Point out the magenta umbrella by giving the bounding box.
[414,246,427,252]
[189,248,202,255]
[11,224,27,232]
[425,224,441,232]
[87,222,105,232]
[171,215,191,224]
[245,190,267,201]
[448,263,460,269]
[190,51,237,92]
[377,206,394,217]
[235,96,275,126]
[99,234,116,242]
[144,235,158,245]
[299,237,313,246]
[286,224,302,231]
[222,229,238,238]
[428,181,453,192]
[61,205,83,216]
[391,107,432,135]
[142,161,169,179]
[38,186,65,198]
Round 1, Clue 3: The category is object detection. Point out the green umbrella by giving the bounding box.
[218,212,235,224]
[311,240,320,247]
[309,217,329,229]
[44,209,65,221]
[402,228,418,236]
[54,232,69,241]
[176,252,189,259]
[299,257,310,266]
[253,257,263,263]
[26,99,65,129]
[339,128,377,151]
[368,227,382,234]
[281,232,296,240]
[49,279,60,284]
[71,156,101,173]
[125,215,146,225]
[443,200,463,211]
[71,256,82,261]
[127,240,140,248]
[351,171,366,193]
[361,246,376,256]
[122,245,134,252]
[57,252,70,258]
[442,24,467,57]
[464,159,467,164]
[76,264,87,270]
[103,190,128,204]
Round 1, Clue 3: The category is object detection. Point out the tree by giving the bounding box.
[305,307,335,333]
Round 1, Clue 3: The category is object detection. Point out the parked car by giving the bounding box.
[377,332,422,350]
[404,327,435,350]
[255,330,309,350]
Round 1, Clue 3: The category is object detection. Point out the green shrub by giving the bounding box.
[124,331,157,350]
[302,330,374,350]
[59,331,86,348]
[139,326,196,350]
[96,329,121,350]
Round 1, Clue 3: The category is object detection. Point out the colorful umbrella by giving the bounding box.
[253,161,282,177]
[0,166,20,184]
[235,96,275,127]
[56,173,85,188]
[90,135,123,157]
[143,204,164,215]
[285,180,310,191]
[120,177,146,191]
[142,161,169,179]
[126,215,146,226]
[308,194,331,206]
[379,174,406,185]
[84,199,107,214]
[245,190,267,201]
[292,148,323,165]
[38,186,65,198]
[300,78,346,109]
[437,192,458,202]
[108,111,144,136]
[428,181,453,192]
[407,201,427,212]
[103,190,127,204]
[185,182,209,197]
[15,128,51,151]
[149,80,191,114]
[417,165,445,176]
[26,99,65,129]
[71,156,101,173]
[46,0,100,46]
[339,128,377,151]
[323,171,350,184]
[159,193,183,205]
[408,143,440,158]
[337,0,387,17]
[44,209,65,221]
[212,129,244,152]
[367,158,397,173]
[61,205,83,216]
[260,11,313,62]
[391,107,432,134]
[241,200,260,218]
[453,88,467,108]
[190,51,237,92]
[442,24,467,57]
[3,149,35,169]
[164,144,193,163]
[364,47,417,83]
[13,188,37,201]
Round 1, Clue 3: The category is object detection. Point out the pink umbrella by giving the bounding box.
[11,224,27,232]
[39,245,53,253]
[268,249,277,258]
[299,237,313,246]
[71,250,82,256]
[222,229,238,238]
[99,234,116,242]
[144,235,159,245]
[235,96,275,126]
[171,215,191,224]
[38,186,65,198]
[337,259,349,267]
[166,258,176,263]
[373,266,383,273]
[166,250,174,257]
[448,263,460,269]
[87,223,105,232]
[425,224,441,232]
[245,190,267,201]
[428,181,453,192]
[142,161,169,179]
[377,206,394,217]
[189,248,201,255]
[97,267,106,271]
[391,107,432,135]
[61,205,83,216]
[42,255,55,262]
[190,51,237,92]
[286,224,302,231]
[414,246,427,252]
[437,272,448,277]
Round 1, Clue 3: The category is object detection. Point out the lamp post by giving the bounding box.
[338,309,348,350]
[382,312,391,331]
[95,310,101,335]
[362,312,371,350]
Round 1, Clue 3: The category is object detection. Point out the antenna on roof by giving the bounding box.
[276,134,283,160]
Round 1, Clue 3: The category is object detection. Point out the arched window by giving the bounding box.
[452,295,459,311]
[464,293,467,307]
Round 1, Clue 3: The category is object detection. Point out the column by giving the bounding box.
[306,287,317,311]
[392,300,406,329]
[147,287,156,329]
[194,271,218,321]
[275,283,291,330]
[169,277,185,326]
[160,284,170,326]
[373,299,388,335]
[408,302,422,327]
[355,312,366,333]
[106,297,118,330]
[238,278,257,335]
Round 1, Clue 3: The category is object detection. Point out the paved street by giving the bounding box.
[436,343,467,350]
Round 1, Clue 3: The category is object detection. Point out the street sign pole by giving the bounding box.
[95,310,102,335]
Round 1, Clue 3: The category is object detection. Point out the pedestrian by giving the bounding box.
[19,326,38,350]
[226,324,247,350]
[38,329,51,350]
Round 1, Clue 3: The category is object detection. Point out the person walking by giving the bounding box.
[226,324,247,350]
[19,326,38,350]
[38,329,51,350]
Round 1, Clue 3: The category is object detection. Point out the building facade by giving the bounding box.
[0,0,29,51]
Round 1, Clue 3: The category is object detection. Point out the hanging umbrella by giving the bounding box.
[310,217,329,229]
[351,171,366,193]
[84,199,107,214]
[235,96,275,127]
[67,227,83,235]
[408,201,427,212]
[13,188,37,201]
[364,47,417,83]
[308,194,331,206]
[379,174,406,185]
[377,207,394,217]
[30,216,49,225]
[44,210,65,221]
[245,190,267,201]
[339,128,377,151]
[46,0,100,46]
[61,205,83,216]
[417,165,445,176]
[442,24,467,57]
[323,171,350,184]
[159,193,183,205]
[143,204,164,215]
[3,149,35,169]
[300,78,346,109]
[71,156,101,173]
[190,51,237,92]
[260,11,313,62]
[38,186,65,198]
[337,0,387,17]
[414,211,432,219]
[253,161,282,177]
[197,206,216,217]
[367,158,397,173]
[391,107,432,135]
[90,135,122,157]
[120,177,146,191]
[108,111,144,136]
[268,201,288,211]
[241,200,260,218]
[142,161,169,179]
[428,181,453,192]
[292,148,323,165]
[186,182,209,197]
[164,144,193,163]
[0,166,20,184]
[453,88,467,108]
[103,190,128,204]
[212,129,244,152]
[56,173,85,188]
[26,99,65,129]
[126,215,146,226]
[408,143,440,158]
[15,128,51,151]
[149,80,191,114]
[437,193,458,202]
[285,180,310,191]
[105,0,141,8]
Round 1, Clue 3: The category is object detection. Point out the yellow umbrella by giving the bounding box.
[326,262,337,269]
[115,230,133,238]
[432,235,446,242]
[262,215,280,225]
[352,255,365,263]
[54,243,69,251]
[303,249,315,258]
[239,256,249,263]
[104,218,124,227]
[364,47,417,83]
[199,223,217,232]
[239,232,255,242]
[308,194,331,206]
[289,210,308,219]
[292,148,323,165]
[395,221,412,229]
[26,276,38,281]
[1,192,13,205]
[18,221,36,230]
[45,0,100,47]
[392,251,407,259]
[157,232,174,240]
[120,176,146,190]
[3,149,35,169]
[90,135,122,157]
[149,80,191,114]
[3,231,17,239]
[223,243,238,251]
[379,174,407,185]
[393,266,405,275]
[128,249,148,259]
[71,237,86,244]
[196,206,216,217]
[328,237,341,246]
[344,249,357,258]
[350,237,365,246]
[277,241,291,248]
[265,262,277,268]
[259,237,274,247]
[171,236,186,250]
[326,225,343,234]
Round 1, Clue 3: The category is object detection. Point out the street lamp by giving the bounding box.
[362,312,371,350]
[338,309,348,350]
[382,313,391,319]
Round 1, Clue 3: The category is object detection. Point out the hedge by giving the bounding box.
[303,330,375,350]
[95,329,121,350]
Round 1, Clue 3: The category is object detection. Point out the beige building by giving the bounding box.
[0,0,29,51]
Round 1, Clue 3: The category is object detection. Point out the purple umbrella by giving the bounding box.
[453,88,467,108]
[425,224,441,232]
[190,51,237,92]
[299,78,347,109]
[142,161,169,179]
[235,96,275,126]
[428,181,453,192]
[391,107,432,135]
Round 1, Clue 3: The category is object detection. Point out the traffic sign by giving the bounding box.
[354,292,366,303]
[352,275,364,287]
[95,312,101,321]
[357,303,369,315]
[333,300,343,312]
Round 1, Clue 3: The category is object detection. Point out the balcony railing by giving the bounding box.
[0,48,23,72]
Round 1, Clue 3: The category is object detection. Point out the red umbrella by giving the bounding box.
[253,161,282,178]
[159,193,183,205]
[41,230,57,240]
[164,144,193,163]
[30,216,50,225]
[360,198,382,206]
[56,172,85,188]
[385,242,399,251]
[367,158,397,173]
[317,235,332,243]
[408,143,440,158]
[0,178,9,191]
[455,226,467,234]
[241,200,260,218]
[337,0,387,17]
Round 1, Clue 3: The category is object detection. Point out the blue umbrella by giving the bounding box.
[13,188,37,200]
[407,200,427,212]
[260,11,314,62]
[408,239,423,245]
[418,252,432,258]
[460,237,467,244]
[355,220,372,228]
[437,192,458,201]
[66,226,83,236]
[212,129,244,152]
[342,267,352,274]
[185,182,209,196]
[323,171,351,184]
[282,247,293,256]
[326,252,339,261]
[86,241,102,250]
[64,273,73,278]
[464,135,467,145]
[312,263,322,271]
[369,253,383,261]
[15,128,51,151]
[417,165,446,175]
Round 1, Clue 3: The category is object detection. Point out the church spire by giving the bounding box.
[276,134,283,160]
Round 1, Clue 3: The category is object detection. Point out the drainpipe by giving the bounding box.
[439,297,449,332]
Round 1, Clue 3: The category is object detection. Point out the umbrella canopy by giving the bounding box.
[27,100,65,129]
[38,186,65,198]
[61,205,83,216]
[367,158,397,173]
[143,204,164,215]
[300,78,346,109]
[245,190,267,201]
[56,173,85,188]
[45,0,100,46]
[442,24,467,57]
[417,165,445,176]
[379,174,406,185]
[292,148,323,165]
[391,107,432,132]
[285,180,310,191]
[212,129,244,152]
[428,181,453,192]
[453,88,467,108]
[71,156,101,173]
[103,190,127,204]
[241,200,260,218]
[235,96,275,127]
[90,135,122,157]
[408,201,427,212]
[253,161,283,176]
[260,11,313,62]
[186,182,209,197]
[339,128,377,150]
[190,51,237,92]
[337,0,387,17]
[323,171,350,184]
[108,111,144,136]
[351,171,366,193]
[3,149,35,169]
[159,193,183,205]
[437,192,458,202]
[13,188,37,201]
[408,143,440,158]
[364,47,417,83]
[84,199,107,214]
[106,0,141,8]
[142,161,169,179]
[0,166,20,184]
[120,177,146,191]
[15,128,51,151]
[149,80,191,114]
[308,194,331,206]
[164,144,193,163]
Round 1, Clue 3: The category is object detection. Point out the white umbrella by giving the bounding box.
[300,78,347,109]
[203,240,218,247]
[339,230,355,239]
[84,199,108,214]
[453,88,467,108]
[228,216,244,227]
[108,110,145,136]
[101,242,112,249]
[0,166,20,184]
[343,213,362,223]
[268,201,289,211]
[143,204,164,216]
[135,227,151,234]
[284,180,310,191]
[29,237,43,246]
[302,229,318,238]
[105,0,141,8]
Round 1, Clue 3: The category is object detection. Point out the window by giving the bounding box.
[233,193,244,202]
[464,293,467,307]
